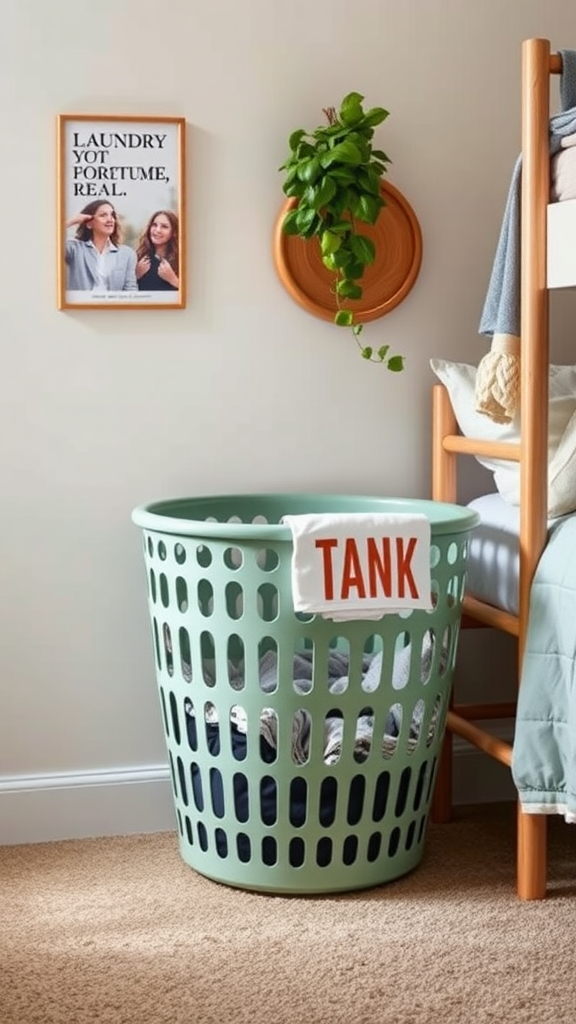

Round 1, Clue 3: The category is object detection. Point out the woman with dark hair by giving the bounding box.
[135,210,180,291]
[65,201,137,291]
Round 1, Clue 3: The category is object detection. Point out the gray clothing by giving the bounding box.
[65,238,137,291]
[479,48,576,340]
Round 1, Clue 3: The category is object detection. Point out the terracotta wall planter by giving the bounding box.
[272,181,423,323]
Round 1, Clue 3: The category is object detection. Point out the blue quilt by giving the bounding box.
[512,514,576,820]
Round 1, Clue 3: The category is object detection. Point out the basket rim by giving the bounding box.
[131,492,480,540]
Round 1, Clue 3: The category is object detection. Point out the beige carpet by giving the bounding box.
[2,802,576,1024]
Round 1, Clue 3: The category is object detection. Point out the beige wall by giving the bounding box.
[1,0,575,838]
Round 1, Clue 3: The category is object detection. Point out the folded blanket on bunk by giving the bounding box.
[186,633,440,765]
[550,131,576,201]
[511,514,576,822]
[479,48,576,344]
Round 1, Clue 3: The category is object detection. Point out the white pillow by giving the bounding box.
[551,144,576,202]
[430,359,576,518]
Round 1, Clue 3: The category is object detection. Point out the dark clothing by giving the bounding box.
[137,254,178,291]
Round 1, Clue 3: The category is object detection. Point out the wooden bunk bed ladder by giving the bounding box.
[431,39,562,900]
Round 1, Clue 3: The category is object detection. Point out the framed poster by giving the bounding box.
[57,114,186,309]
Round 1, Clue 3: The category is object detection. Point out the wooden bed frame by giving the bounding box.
[431,38,562,900]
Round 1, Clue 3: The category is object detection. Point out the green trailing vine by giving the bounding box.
[279,92,404,371]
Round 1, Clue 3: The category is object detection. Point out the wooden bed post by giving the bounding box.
[429,39,564,900]
[517,36,552,901]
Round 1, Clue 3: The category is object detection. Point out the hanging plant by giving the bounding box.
[279,92,404,371]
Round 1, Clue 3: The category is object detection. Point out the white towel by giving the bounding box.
[283,512,432,621]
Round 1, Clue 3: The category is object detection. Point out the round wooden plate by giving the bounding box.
[272,180,422,323]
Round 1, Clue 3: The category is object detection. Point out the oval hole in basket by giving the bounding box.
[184,698,197,750]
[426,694,443,748]
[198,579,214,617]
[163,623,174,676]
[383,703,402,759]
[353,707,373,763]
[258,637,278,692]
[291,709,312,764]
[392,631,411,689]
[230,705,247,761]
[179,627,192,682]
[174,542,186,565]
[260,708,277,763]
[223,546,243,570]
[256,548,279,571]
[225,581,244,620]
[196,544,212,568]
[293,641,314,694]
[176,576,188,612]
[227,634,245,689]
[407,698,425,754]
[362,636,383,692]
[324,708,343,765]
[257,583,279,622]
[200,631,216,685]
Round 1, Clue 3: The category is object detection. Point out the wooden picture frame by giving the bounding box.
[57,114,186,309]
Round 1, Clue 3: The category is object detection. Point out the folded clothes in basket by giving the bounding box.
[184,633,443,765]
[283,512,432,620]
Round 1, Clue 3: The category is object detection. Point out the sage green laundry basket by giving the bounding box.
[132,494,479,894]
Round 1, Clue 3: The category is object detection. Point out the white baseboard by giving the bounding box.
[0,765,176,845]
[0,737,517,845]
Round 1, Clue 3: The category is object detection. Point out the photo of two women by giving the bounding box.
[64,202,180,294]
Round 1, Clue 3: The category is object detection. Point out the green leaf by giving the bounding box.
[320,140,363,167]
[313,175,337,209]
[313,123,346,139]
[349,234,376,265]
[344,133,371,162]
[330,249,355,271]
[295,206,317,234]
[281,209,302,235]
[329,168,357,185]
[339,92,365,126]
[361,346,373,359]
[338,257,365,280]
[283,180,306,198]
[334,310,354,327]
[387,355,405,372]
[329,190,353,219]
[371,149,391,164]
[352,323,364,336]
[322,253,338,271]
[358,167,383,195]
[320,230,342,255]
[297,141,317,160]
[341,91,364,106]
[336,280,363,299]
[352,192,384,224]
[328,220,353,235]
[369,162,389,180]
[296,157,321,183]
[288,129,306,150]
[377,345,389,361]
[363,107,389,128]
[281,164,298,186]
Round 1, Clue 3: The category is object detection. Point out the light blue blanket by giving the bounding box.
[479,48,576,340]
[511,515,576,819]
